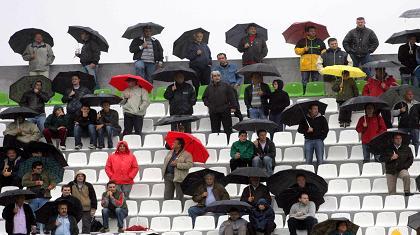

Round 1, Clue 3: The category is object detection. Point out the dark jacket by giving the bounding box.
[19,90,49,114]
[244,82,271,115]
[203,81,236,114]
[164,82,196,115]
[57,195,83,219]
[240,184,272,207]
[332,77,359,102]
[74,109,97,127]
[343,27,379,57]
[2,203,36,235]
[44,106,69,131]
[393,101,420,129]
[398,43,419,75]
[98,109,121,133]
[129,36,164,63]
[68,175,98,210]
[187,42,212,68]
[0,156,24,182]
[238,35,268,65]
[269,89,290,115]
[384,145,414,175]
[297,114,329,140]
[249,199,276,232]
[78,39,100,66]
[192,183,230,207]
[254,138,276,170]
[46,214,79,235]
[320,47,349,67]
[62,86,92,114]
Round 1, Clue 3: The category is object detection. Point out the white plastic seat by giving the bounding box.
[145,103,166,118]
[339,163,360,178]
[185,232,203,235]
[172,216,193,232]
[191,133,206,146]
[273,214,284,228]
[320,98,338,113]
[0,123,6,137]
[139,200,160,216]
[141,168,163,182]
[130,184,150,199]
[143,134,163,148]
[210,166,227,175]
[153,150,169,164]
[216,215,229,228]
[275,148,283,163]
[331,213,351,220]
[317,164,338,179]
[327,146,348,161]
[218,149,231,163]
[350,112,364,128]
[295,164,315,173]
[79,169,97,183]
[162,232,181,235]
[272,132,293,146]
[274,165,293,173]
[387,227,409,235]
[225,184,238,197]
[350,145,364,160]
[228,133,239,147]
[150,184,165,199]
[189,167,205,173]
[338,130,359,144]
[361,195,383,211]
[150,216,171,232]
[398,211,417,226]
[88,151,109,166]
[133,150,152,165]
[126,200,138,216]
[93,184,105,199]
[324,131,337,145]
[353,212,374,227]
[376,212,397,226]
[123,135,142,149]
[161,200,182,215]
[193,102,208,116]
[339,196,360,211]
[294,133,304,145]
[142,118,154,132]
[408,161,420,176]
[384,195,406,210]
[194,216,215,230]
[315,213,328,223]
[1,186,19,193]
[328,114,340,129]
[182,200,195,215]
[206,133,228,148]
[61,170,75,184]
[198,117,212,131]
[205,149,218,164]
[318,196,338,212]
[67,152,87,167]
[327,179,348,194]
[96,169,109,184]
[365,226,386,235]
[361,162,383,177]
[155,124,171,132]
[50,186,62,200]
[407,194,420,209]
[396,178,417,193]
[283,147,304,162]
[371,178,388,193]
[350,178,371,193]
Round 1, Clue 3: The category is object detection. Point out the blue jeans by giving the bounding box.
[248,108,266,119]
[74,124,97,147]
[401,73,418,87]
[83,65,99,89]
[252,156,273,176]
[97,125,119,148]
[134,60,156,83]
[351,54,372,77]
[188,206,207,226]
[362,144,380,163]
[29,197,49,231]
[301,71,320,90]
[399,128,419,156]
[304,139,324,166]
[28,113,46,133]
[102,207,128,229]
[269,112,284,131]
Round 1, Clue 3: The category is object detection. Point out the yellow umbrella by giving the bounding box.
[320,65,366,78]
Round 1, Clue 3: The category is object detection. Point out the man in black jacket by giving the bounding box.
[268,80,290,132]
[398,35,418,86]
[244,73,271,119]
[129,26,164,83]
[164,72,196,133]
[252,129,276,175]
[75,31,100,88]
[73,104,97,150]
[0,147,24,190]
[20,80,49,132]
[2,194,36,235]
[46,201,79,235]
[57,185,83,222]
[96,101,121,149]
[62,75,92,117]
[240,176,271,207]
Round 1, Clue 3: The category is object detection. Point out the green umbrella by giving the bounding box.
[9,75,53,103]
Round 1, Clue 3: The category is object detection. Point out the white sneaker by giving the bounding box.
[59,145,66,151]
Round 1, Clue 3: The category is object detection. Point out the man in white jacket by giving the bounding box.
[22,33,55,78]
[122,78,150,135]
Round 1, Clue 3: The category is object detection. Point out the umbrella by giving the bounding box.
[280,100,327,126]
[361,60,402,68]
[339,96,389,111]
[367,130,410,156]
[109,74,153,93]
[173,28,210,59]
[165,131,208,163]
[0,189,36,206]
[385,29,420,44]
[276,187,325,215]
[9,28,54,55]
[151,64,197,82]
[320,65,366,78]
[380,85,420,107]
[180,169,226,196]
[0,107,39,120]
[0,146,25,159]
[237,63,281,77]
[233,119,280,132]
[400,8,420,18]
[154,115,200,126]
[80,94,122,106]
[35,199,82,224]
[225,23,268,48]
[68,26,109,52]
[311,218,360,235]
[52,71,95,95]
[9,75,54,103]
[122,22,164,39]
[408,212,420,230]
[23,141,67,167]
[282,21,329,45]
[205,200,252,214]
[226,167,269,184]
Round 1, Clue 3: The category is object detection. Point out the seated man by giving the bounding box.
[100,181,128,233]
[96,101,121,149]
[240,176,271,207]
[0,147,24,189]
[219,207,248,235]
[3,116,41,148]
[287,192,318,235]
[57,185,83,218]
[248,198,276,235]
[43,105,69,150]
[46,201,79,235]
[74,104,97,150]
[252,129,276,176]
[230,130,255,171]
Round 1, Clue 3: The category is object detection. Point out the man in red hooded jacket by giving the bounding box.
[105,141,139,198]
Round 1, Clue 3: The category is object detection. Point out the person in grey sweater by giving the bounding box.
[287,192,318,235]
[22,33,55,78]
[219,207,248,235]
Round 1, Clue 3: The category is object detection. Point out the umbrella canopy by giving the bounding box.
[0,189,36,206]
[280,100,327,126]
[385,29,420,44]
[151,64,197,82]
[109,74,153,93]
[282,21,329,45]
[173,28,210,59]
[340,96,389,112]
[380,85,420,107]
[361,60,402,68]
[35,199,82,224]
[68,26,109,52]
[275,187,325,215]
[154,115,200,126]
[52,71,95,95]
[233,119,280,132]
[165,131,208,163]
[400,8,420,18]
[0,146,25,159]
[225,23,268,49]
[311,218,360,235]
[237,63,280,77]
[226,167,269,184]
[367,130,410,155]
[408,212,420,230]
[180,169,226,196]
[267,169,327,196]
[24,141,67,167]
[122,22,164,39]
[9,75,54,103]
[0,107,39,120]
[205,200,252,214]
[320,65,366,78]
[9,28,54,55]
[80,94,122,106]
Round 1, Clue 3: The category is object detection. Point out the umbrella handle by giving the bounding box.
[298,104,311,128]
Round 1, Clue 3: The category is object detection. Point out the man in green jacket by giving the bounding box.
[230,130,255,171]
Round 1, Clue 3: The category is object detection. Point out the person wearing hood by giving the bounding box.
[230,130,255,171]
[240,176,271,207]
[331,70,359,128]
[0,147,24,189]
[398,35,418,86]
[248,198,276,235]
[43,105,69,150]
[252,129,276,176]
[105,141,139,198]
[328,221,355,235]
[22,33,55,77]
[268,79,290,132]
[19,80,49,133]
[3,116,41,148]
[96,101,121,149]
[219,207,248,235]
[75,31,101,88]
[287,192,317,235]
[68,171,97,234]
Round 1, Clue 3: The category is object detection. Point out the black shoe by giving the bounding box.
[405,192,414,197]
[339,123,344,127]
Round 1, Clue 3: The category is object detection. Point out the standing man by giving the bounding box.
[22,33,55,77]
[46,202,79,235]
[96,101,121,149]
[287,192,318,235]
[75,31,101,87]
[343,17,379,77]
[244,73,271,119]
[398,35,418,86]
[2,194,36,235]
[0,147,24,189]
[187,31,212,96]
[19,80,49,133]
[252,129,276,176]
[129,26,164,83]
[73,104,97,150]
[230,130,255,171]
[61,74,92,119]
[100,181,128,233]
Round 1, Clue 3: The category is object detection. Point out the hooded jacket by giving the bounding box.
[295,37,326,71]
[203,81,236,114]
[398,43,419,75]
[74,108,97,127]
[19,81,49,114]
[129,36,164,63]
[297,114,329,140]
[105,141,139,185]
[22,42,55,72]
[238,34,268,65]
[44,106,69,131]
[68,171,97,211]
[269,88,290,115]
[332,77,359,102]
[164,82,196,115]
[62,86,92,114]
[355,115,387,144]
[77,39,100,66]
[362,76,398,97]
[343,27,379,57]
[249,198,276,232]
[384,145,414,175]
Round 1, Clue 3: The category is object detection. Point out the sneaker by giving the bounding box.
[404,192,414,197]
[88,144,96,150]
[100,227,110,233]
[59,145,66,151]
[339,123,344,127]
[75,145,82,150]
[118,228,124,233]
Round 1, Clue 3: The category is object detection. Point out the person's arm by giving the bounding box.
[45,216,58,232]
[189,85,197,105]
[202,86,209,107]
[129,38,141,54]
[362,83,369,96]
[28,124,41,141]
[383,149,394,163]
[61,89,73,103]
[87,183,98,209]
[4,123,18,136]
[260,39,268,59]
[110,192,125,208]
[351,79,359,97]
[21,173,36,187]
[109,110,119,126]
[104,157,113,180]
[155,40,164,63]
[207,45,212,65]
[139,89,151,113]
[320,117,329,140]
[38,91,50,103]
[239,187,249,203]
[331,78,341,92]
[128,156,139,180]
[267,141,276,158]
[230,143,238,158]
[342,31,353,54]
[289,203,298,217]
[320,41,327,54]
[294,39,306,56]
[192,186,205,202]
[378,116,387,133]
[261,84,271,98]
[2,204,14,220]
[244,86,251,108]
[22,45,32,61]
[163,85,175,100]
[226,85,236,109]
[404,148,414,169]
[176,152,193,170]
[316,56,324,72]
[19,92,29,107]
[46,44,55,65]
[368,31,379,54]
[186,44,199,61]
[222,187,230,200]
[242,141,255,159]
[297,118,308,134]
[237,37,247,53]
[90,41,101,65]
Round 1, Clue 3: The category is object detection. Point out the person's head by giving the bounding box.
[328,38,339,50]
[228,207,241,221]
[356,17,366,28]
[173,138,185,151]
[80,105,90,113]
[272,79,284,91]
[204,173,215,186]
[247,24,257,35]
[375,68,386,79]
[404,90,414,102]
[143,26,152,38]
[298,192,310,205]
[174,72,185,84]
[32,161,43,174]
[61,185,72,197]
[16,116,24,124]
[80,31,90,41]
[365,103,376,116]
[126,78,138,88]
[238,130,248,142]
[211,71,221,83]
[33,80,42,91]
[257,129,267,142]
[256,198,269,211]
[305,26,317,38]
[217,53,228,66]
[308,104,319,117]
[342,70,350,79]
[117,141,128,152]
[75,172,85,183]
[408,35,417,45]
[101,101,110,112]
[71,75,80,86]
[296,174,306,188]
[5,148,17,160]
[337,221,348,233]
[106,181,117,193]
[57,203,68,216]
[177,123,186,133]
[194,31,204,43]
[251,73,263,84]
[393,134,403,146]
[34,33,44,44]
[249,177,260,187]
[15,195,25,206]
[54,106,64,117]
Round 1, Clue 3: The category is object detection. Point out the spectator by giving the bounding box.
[343,17,379,77]
[0,147,24,189]
[73,104,97,150]
[297,104,329,167]
[244,73,271,119]
[3,116,41,148]
[162,138,193,200]
[19,80,49,132]
[268,79,290,132]
[356,104,387,163]
[238,23,268,84]
[96,101,121,149]
[295,26,327,93]
[240,177,271,207]
[100,181,129,233]
[292,174,320,197]
[43,105,68,150]
[46,202,79,235]
[164,72,196,133]
[230,130,255,171]
[384,133,414,196]
[398,35,418,86]
[317,38,353,96]
[203,71,236,137]
[331,70,359,127]
[328,221,355,235]
[75,31,100,87]
[121,77,150,136]
[61,74,92,120]
[22,33,55,77]
[219,207,248,235]
[56,185,83,223]
[287,192,318,235]
[187,31,212,96]
[252,129,276,176]
[68,171,97,234]
[105,141,139,198]
[2,194,36,235]
[129,26,164,83]
[248,198,276,235]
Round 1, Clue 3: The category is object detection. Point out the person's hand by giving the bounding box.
[391,153,399,160]
[257,91,264,96]
[230,109,236,113]
[244,43,250,49]
[97,112,101,119]
[197,49,202,55]
[90,209,96,217]
[69,90,75,97]
[142,42,148,49]
[304,46,309,52]
[235,152,241,159]
[172,84,177,91]
[13,207,18,214]
[48,185,55,190]
[363,121,368,128]
[16,128,22,135]
[202,192,208,197]
[107,191,113,197]
[296,212,304,217]
[89,63,96,69]
[36,180,43,186]
[31,225,37,233]
[31,53,36,60]
[170,160,177,166]
[33,88,40,94]
[381,82,386,89]
[96,124,104,130]
[156,63,163,69]
[307,127,314,133]
[400,107,407,113]
[248,196,255,202]
[253,140,258,146]
[3,171,11,177]
[123,92,131,99]
[234,84,240,89]
[55,220,61,226]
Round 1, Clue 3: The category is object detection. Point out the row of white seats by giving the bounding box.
[327,178,419,194]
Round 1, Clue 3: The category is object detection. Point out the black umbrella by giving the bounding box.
[280,100,327,126]
[225,23,268,49]
[180,169,226,196]
[340,96,389,111]
[154,115,200,126]
[226,167,269,184]
[367,130,410,155]
[275,187,325,215]
[0,189,36,206]
[385,29,420,44]
[68,26,109,52]
[0,146,25,159]
[151,64,197,82]
[408,212,420,230]
[380,85,420,107]
[80,94,122,107]
[52,71,95,95]
[23,141,67,167]
[205,200,252,214]
[9,28,54,55]
[311,218,360,235]
[0,107,39,120]
[361,60,402,68]
[35,198,82,224]
[9,75,53,103]
[173,28,210,59]
[400,8,420,18]
[233,119,280,132]
[237,63,281,77]
[122,22,164,39]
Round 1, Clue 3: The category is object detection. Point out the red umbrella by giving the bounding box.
[109,74,153,93]
[282,21,330,45]
[165,131,209,163]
